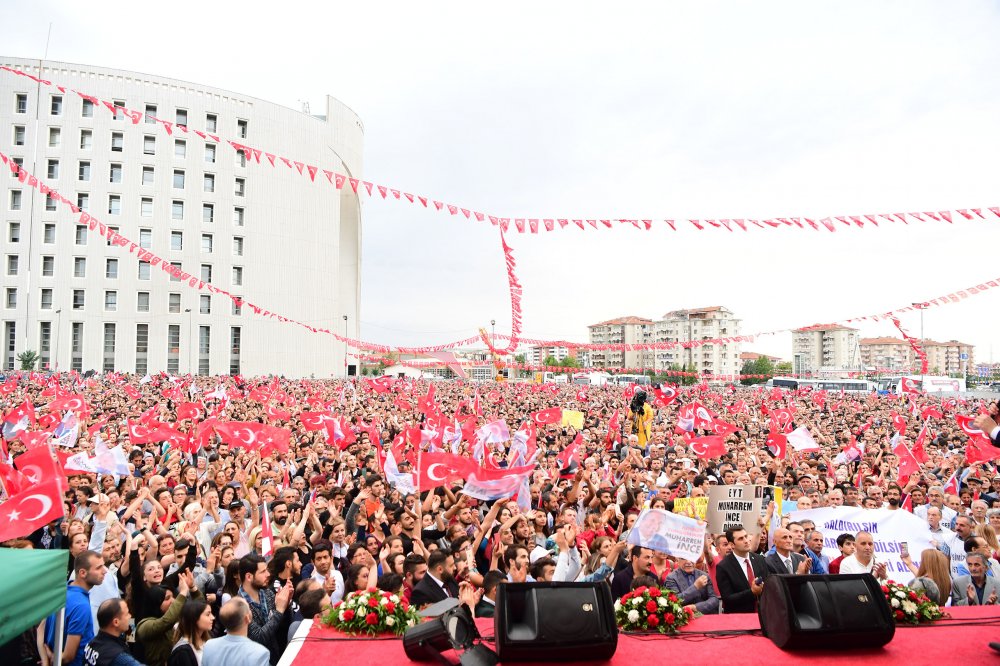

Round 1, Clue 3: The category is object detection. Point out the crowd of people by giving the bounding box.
[1,371,999,666]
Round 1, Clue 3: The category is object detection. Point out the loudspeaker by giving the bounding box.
[347,364,357,377]
[494,582,617,662]
[759,573,895,650]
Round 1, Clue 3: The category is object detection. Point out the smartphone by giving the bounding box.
[899,542,909,558]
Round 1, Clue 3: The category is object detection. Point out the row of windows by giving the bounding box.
[7,189,246,225]
[28,159,238,191]
[4,287,243,315]
[12,92,249,138]
[3,317,241,375]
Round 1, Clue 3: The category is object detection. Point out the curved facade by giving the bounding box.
[0,57,362,377]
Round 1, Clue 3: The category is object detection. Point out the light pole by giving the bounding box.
[912,302,924,380]
[343,315,349,378]
[54,309,62,370]
[184,308,193,375]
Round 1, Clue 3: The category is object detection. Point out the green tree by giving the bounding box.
[17,350,39,370]
[558,356,581,368]
[775,361,793,375]
[740,356,776,385]
[360,366,371,376]
[544,355,560,367]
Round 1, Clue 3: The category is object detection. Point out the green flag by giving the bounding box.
[0,548,69,645]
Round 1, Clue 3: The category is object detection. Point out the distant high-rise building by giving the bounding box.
[792,326,860,375]
[586,316,654,369]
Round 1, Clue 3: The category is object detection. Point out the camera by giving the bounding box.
[629,390,647,413]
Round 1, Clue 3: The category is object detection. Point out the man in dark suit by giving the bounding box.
[716,527,769,613]
[474,571,505,618]
[764,528,811,575]
[409,549,459,609]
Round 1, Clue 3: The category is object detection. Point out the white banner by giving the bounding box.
[789,506,935,583]
[627,509,706,561]
[707,484,764,534]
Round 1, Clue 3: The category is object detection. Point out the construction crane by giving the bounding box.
[479,327,507,381]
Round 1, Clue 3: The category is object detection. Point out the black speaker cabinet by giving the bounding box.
[494,582,618,662]
[759,573,895,650]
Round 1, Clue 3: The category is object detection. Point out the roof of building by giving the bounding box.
[923,339,974,347]
[792,325,859,333]
[588,316,655,327]
[661,306,729,318]
[740,352,782,361]
[859,337,906,345]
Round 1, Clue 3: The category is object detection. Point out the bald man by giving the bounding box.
[202,599,270,666]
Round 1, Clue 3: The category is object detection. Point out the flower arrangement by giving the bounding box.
[881,581,944,625]
[614,585,692,634]
[320,588,422,636]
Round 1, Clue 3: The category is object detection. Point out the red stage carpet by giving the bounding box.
[283,606,1000,666]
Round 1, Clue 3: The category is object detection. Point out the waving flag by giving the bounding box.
[415,452,475,489]
[176,401,204,421]
[0,461,27,495]
[708,418,739,437]
[462,464,536,501]
[911,424,930,464]
[52,412,80,448]
[0,478,65,542]
[260,503,274,558]
[787,426,820,452]
[475,420,510,445]
[122,385,141,401]
[890,411,908,434]
[3,399,35,439]
[691,435,727,459]
[900,377,920,395]
[531,408,562,425]
[605,409,622,448]
[557,433,582,478]
[766,430,787,458]
[47,393,87,414]
[365,376,393,395]
[892,438,921,480]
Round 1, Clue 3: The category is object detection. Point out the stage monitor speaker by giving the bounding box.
[494,582,617,662]
[759,573,895,650]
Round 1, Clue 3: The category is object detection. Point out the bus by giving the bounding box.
[610,374,652,386]
[571,372,613,386]
[876,375,965,394]
[765,377,874,393]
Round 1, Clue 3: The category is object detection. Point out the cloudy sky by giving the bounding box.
[3,1,1000,363]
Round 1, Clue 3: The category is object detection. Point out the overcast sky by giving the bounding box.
[3,1,1000,363]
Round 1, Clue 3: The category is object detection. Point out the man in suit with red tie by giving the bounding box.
[409,550,460,609]
[716,527,770,613]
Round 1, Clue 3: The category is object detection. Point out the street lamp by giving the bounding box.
[343,315,349,378]
[54,309,62,370]
[184,309,193,375]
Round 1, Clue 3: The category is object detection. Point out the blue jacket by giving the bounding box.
[46,585,94,666]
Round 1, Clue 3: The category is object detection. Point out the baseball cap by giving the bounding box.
[88,493,110,504]
[228,501,245,511]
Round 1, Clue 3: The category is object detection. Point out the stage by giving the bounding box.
[281,606,1000,666]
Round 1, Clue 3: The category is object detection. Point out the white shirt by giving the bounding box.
[309,567,345,604]
[734,554,755,582]
[839,554,878,576]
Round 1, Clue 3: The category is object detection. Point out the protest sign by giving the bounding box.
[707,485,763,534]
[627,508,706,561]
[790,506,934,583]
[673,496,708,521]
[561,409,585,429]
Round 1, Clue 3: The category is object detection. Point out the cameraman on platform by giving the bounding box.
[627,389,655,449]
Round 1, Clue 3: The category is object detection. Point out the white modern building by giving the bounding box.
[1,57,363,377]
[652,306,742,377]
[792,326,860,376]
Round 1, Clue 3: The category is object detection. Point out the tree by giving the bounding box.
[17,350,39,370]
[775,361,793,375]
[558,356,581,368]
[544,355,560,367]
[740,357,776,385]
[360,366,371,376]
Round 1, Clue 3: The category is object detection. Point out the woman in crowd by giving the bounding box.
[168,599,214,666]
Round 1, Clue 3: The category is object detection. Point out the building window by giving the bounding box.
[44,225,56,245]
[3,321,14,370]
[71,322,83,371]
[6,255,17,276]
[139,228,152,249]
[145,104,157,123]
[13,125,25,146]
[78,160,91,181]
[40,289,53,309]
[50,95,62,115]
[75,225,87,245]
[8,222,20,242]
[237,119,248,138]
[233,207,244,226]
[204,144,216,163]
[173,169,185,188]
[110,131,123,152]
[73,257,86,278]
[105,226,118,246]
[143,135,155,154]
[172,200,184,220]
[138,261,151,280]
[47,128,61,148]
[103,323,116,372]
[202,204,214,224]
[201,234,213,253]
[81,99,94,117]
[10,157,23,176]
[72,289,85,310]
[39,321,51,369]
[206,113,218,132]
[198,325,211,375]
[5,288,16,308]
[10,190,22,210]
[200,264,212,282]
[15,93,28,114]
[169,261,182,281]
[237,151,246,168]
[135,323,148,375]
[167,324,180,373]
[112,100,126,120]
[232,237,244,256]
[108,195,121,215]
[47,159,60,180]
[142,166,154,185]
[170,231,183,251]
[109,163,122,183]
[232,298,242,316]
[104,291,117,312]
[203,173,215,192]
[106,258,118,278]
[169,293,181,313]
[137,292,149,312]
[200,294,211,314]
[174,140,186,159]
[176,109,188,127]
[76,193,89,211]
[234,178,245,196]
[232,266,243,286]
[80,129,93,149]
[45,194,57,211]
[140,197,153,217]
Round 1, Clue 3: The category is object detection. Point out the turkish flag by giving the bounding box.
[0,461,27,495]
[258,425,292,455]
[127,420,156,445]
[365,377,393,395]
[122,385,141,401]
[892,439,921,479]
[14,445,66,489]
[48,393,87,414]
[652,386,677,407]
[19,430,52,450]
[176,402,204,421]
[766,431,788,458]
[299,411,335,431]
[264,404,291,421]
[691,435,727,459]
[248,387,271,402]
[4,399,36,427]
[890,411,908,434]
[920,406,943,420]
[911,425,930,464]
[416,384,436,415]
[0,478,65,542]
[415,452,474,489]
[575,389,589,402]
[393,396,413,412]
[770,406,796,433]
[955,414,992,444]
[137,404,160,425]
[900,377,920,394]
[557,433,582,478]
[531,408,562,425]
[707,418,739,437]
[214,421,268,449]
[605,409,622,448]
